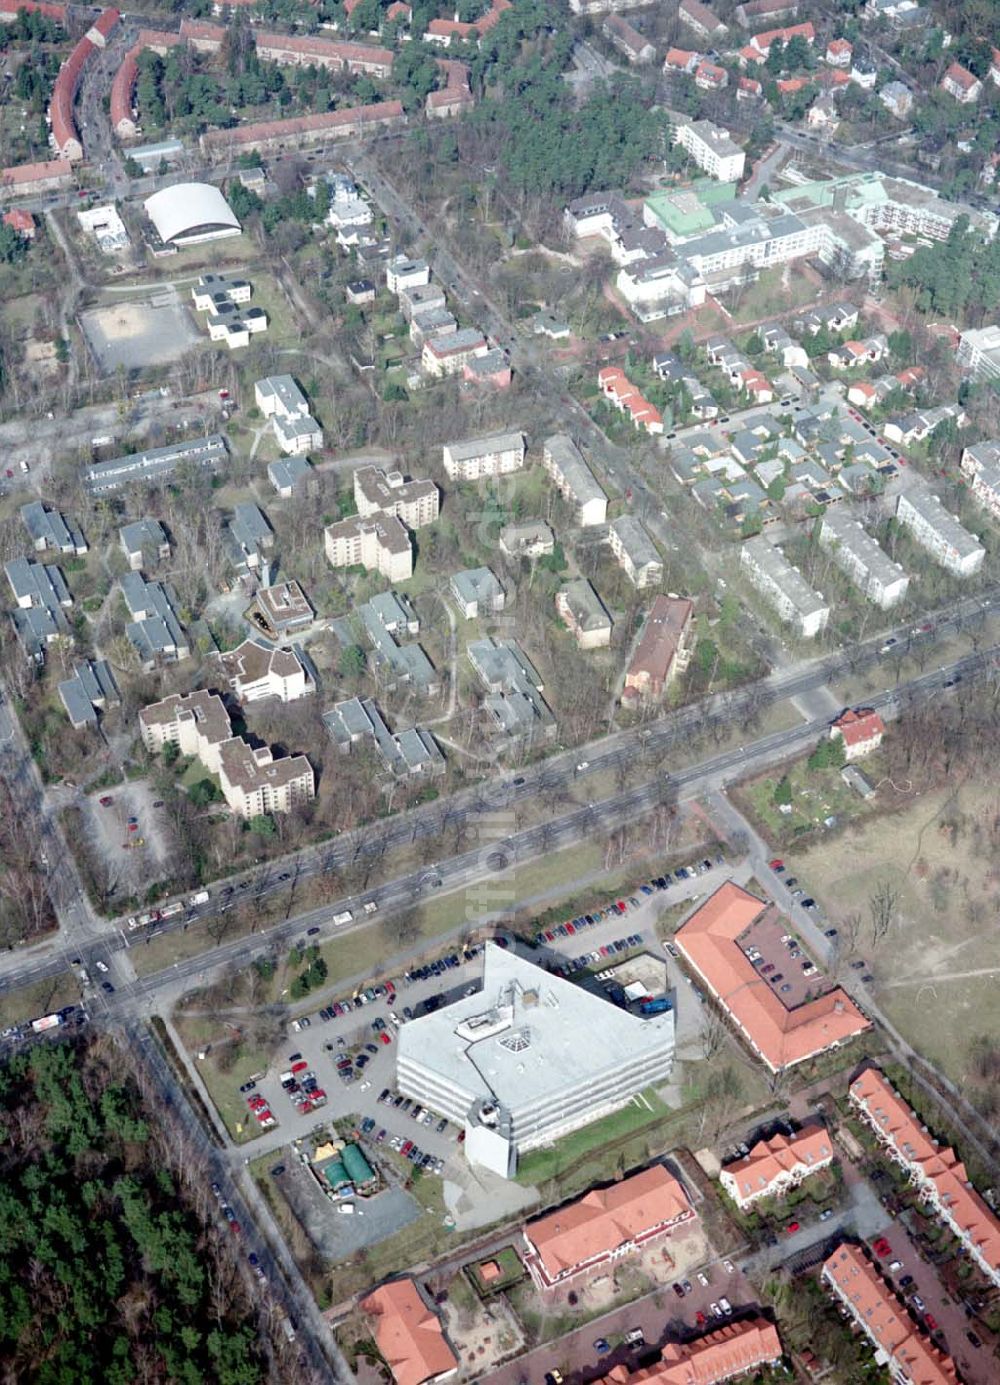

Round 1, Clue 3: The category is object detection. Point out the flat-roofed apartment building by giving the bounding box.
[217,638,312,704]
[849,1066,1000,1288]
[140,689,314,819]
[254,375,322,455]
[818,506,909,608]
[623,594,693,699]
[895,487,984,577]
[354,466,440,528]
[442,431,526,481]
[672,117,746,181]
[822,1243,959,1384]
[740,535,828,637]
[523,1165,696,1290]
[675,882,869,1071]
[720,1124,834,1208]
[541,434,608,526]
[325,513,414,582]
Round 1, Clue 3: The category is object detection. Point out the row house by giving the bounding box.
[598,367,664,434]
[850,1067,1000,1288]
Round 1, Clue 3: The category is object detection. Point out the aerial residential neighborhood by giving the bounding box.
[0,0,999,1379]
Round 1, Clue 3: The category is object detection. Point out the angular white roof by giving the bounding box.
[397,943,673,1112]
[144,183,241,244]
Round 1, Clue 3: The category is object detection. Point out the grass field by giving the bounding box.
[740,759,873,848]
[786,779,1000,1089]
[515,1088,670,1187]
[0,973,80,1028]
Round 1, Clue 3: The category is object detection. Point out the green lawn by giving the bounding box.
[739,759,872,848]
[515,1089,669,1186]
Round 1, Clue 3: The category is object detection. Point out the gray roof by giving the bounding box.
[444,431,526,464]
[58,658,119,726]
[364,590,417,633]
[120,575,186,658]
[469,637,553,734]
[558,579,612,633]
[5,557,71,614]
[267,455,313,492]
[543,434,607,509]
[397,943,673,1116]
[741,536,827,619]
[897,486,984,561]
[85,435,228,493]
[357,598,435,690]
[451,567,503,608]
[120,517,168,557]
[58,676,97,726]
[323,696,443,777]
[21,502,85,554]
[820,506,906,587]
[229,503,272,555]
[610,515,661,571]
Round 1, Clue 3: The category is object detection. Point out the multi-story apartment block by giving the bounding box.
[603,13,655,63]
[720,1126,834,1209]
[324,514,414,582]
[385,254,430,294]
[450,567,505,619]
[672,117,746,181]
[254,375,323,455]
[541,435,608,526]
[818,507,909,608]
[895,488,984,577]
[740,535,828,637]
[678,0,728,37]
[140,690,314,819]
[421,328,489,376]
[217,639,312,704]
[960,439,1000,519]
[957,324,1000,382]
[442,431,527,481]
[353,466,440,528]
[940,60,981,102]
[849,1067,1000,1289]
[608,515,663,590]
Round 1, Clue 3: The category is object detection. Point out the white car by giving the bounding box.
[95,960,109,974]
[696,1272,709,1287]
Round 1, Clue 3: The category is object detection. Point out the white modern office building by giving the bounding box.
[395,944,675,1178]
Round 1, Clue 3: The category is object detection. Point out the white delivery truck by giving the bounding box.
[333,910,353,925]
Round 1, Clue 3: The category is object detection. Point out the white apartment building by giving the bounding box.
[957,324,1000,382]
[353,466,440,528]
[254,375,323,455]
[386,254,431,293]
[421,328,489,377]
[960,440,1000,520]
[324,514,414,582]
[140,689,314,819]
[217,639,313,704]
[442,431,527,481]
[895,488,984,577]
[608,515,663,589]
[541,434,607,526]
[819,507,909,609]
[672,117,746,181]
[741,535,829,637]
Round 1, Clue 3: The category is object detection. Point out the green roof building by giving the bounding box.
[341,1143,376,1186]
[645,180,737,241]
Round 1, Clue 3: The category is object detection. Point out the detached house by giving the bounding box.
[941,61,981,103]
[830,707,884,760]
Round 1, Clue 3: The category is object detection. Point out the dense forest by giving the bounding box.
[0,1040,265,1383]
[887,216,1000,321]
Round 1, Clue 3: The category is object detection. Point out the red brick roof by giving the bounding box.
[200,99,404,152]
[2,208,35,234]
[676,882,870,1070]
[0,0,66,19]
[598,1319,784,1384]
[1,157,71,186]
[361,1278,458,1385]
[942,61,978,92]
[831,707,883,748]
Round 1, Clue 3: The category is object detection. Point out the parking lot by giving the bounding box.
[81,782,174,897]
[734,899,826,1010]
[865,1208,998,1385]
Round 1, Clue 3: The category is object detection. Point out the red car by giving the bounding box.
[695,1311,706,1326]
[925,1313,938,1333]
[379,1032,392,1045]
[228,1219,241,1235]
[769,858,784,871]
[786,1221,800,1234]
[291,1060,308,1074]
[99,795,114,807]
[873,1238,892,1257]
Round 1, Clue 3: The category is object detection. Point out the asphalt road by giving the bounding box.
[2,638,994,1043]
